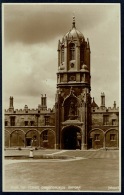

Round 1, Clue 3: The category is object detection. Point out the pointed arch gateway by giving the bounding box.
[61,125,82,150]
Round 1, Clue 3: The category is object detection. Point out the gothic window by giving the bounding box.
[10,116,15,126]
[94,134,100,141]
[110,134,116,141]
[61,46,64,63]
[69,43,75,60]
[103,115,109,125]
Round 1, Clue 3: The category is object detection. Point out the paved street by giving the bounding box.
[3,149,120,192]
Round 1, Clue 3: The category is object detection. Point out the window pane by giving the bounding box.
[94,134,100,140]
[103,115,109,125]
[110,134,115,141]
[10,117,15,126]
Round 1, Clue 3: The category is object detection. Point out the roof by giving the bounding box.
[63,16,85,41]
[91,98,98,108]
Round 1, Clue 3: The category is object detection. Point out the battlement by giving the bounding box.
[4,107,53,114]
[92,106,119,113]
[5,94,55,115]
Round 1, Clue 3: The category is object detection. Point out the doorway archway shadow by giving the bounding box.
[61,126,81,150]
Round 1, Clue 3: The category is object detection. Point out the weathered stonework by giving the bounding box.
[4,18,119,149]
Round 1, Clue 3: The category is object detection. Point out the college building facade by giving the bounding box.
[4,17,119,150]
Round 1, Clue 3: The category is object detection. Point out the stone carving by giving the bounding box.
[69,101,75,116]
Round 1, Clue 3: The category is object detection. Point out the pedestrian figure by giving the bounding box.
[31,138,33,147]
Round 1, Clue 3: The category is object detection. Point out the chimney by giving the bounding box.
[101,92,105,107]
[113,101,116,109]
[24,105,28,112]
[41,94,47,110]
[9,96,14,112]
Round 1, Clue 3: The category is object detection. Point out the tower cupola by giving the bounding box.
[63,16,85,42]
[57,16,91,91]
[55,17,92,150]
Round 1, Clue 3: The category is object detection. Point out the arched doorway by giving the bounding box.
[25,130,40,147]
[89,129,104,149]
[61,126,81,150]
[40,130,55,149]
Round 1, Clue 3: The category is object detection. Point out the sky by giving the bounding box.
[3,3,120,109]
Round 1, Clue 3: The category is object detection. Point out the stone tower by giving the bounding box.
[55,17,91,150]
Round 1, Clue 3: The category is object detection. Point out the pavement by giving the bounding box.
[4,148,119,159]
[3,149,120,192]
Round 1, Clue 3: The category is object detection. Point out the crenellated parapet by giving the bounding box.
[5,108,53,115]
[92,106,119,113]
[91,94,119,113]
[5,94,54,115]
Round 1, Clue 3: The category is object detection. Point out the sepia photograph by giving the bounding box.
[2,3,121,192]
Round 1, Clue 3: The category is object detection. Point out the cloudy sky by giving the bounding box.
[3,3,120,109]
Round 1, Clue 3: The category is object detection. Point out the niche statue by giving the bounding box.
[68,101,76,119]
